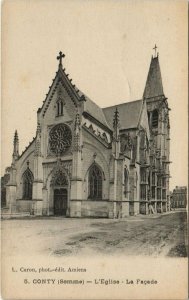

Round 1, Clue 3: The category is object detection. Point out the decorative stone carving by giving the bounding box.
[120,133,132,154]
[44,160,72,188]
[49,123,72,155]
[52,169,68,186]
[62,161,72,177]
[72,112,82,152]
[34,123,42,156]
[83,122,110,148]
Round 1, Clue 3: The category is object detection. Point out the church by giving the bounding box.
[4,50,171,218]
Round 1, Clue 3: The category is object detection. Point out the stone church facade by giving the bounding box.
[4,51,171,218]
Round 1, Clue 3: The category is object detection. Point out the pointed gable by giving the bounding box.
[38,67,81,118]
[143,55,164,99]
[37,53,88,119]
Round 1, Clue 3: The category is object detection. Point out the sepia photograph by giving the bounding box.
[1,0,188,299]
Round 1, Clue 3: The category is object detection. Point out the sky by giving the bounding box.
[2,0,188,190]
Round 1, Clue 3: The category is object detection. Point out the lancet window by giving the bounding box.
[124,168,129,197]
[56,99,64,116]
[88,164,102,199]
[22,169,34,199]
[152,110,159,128]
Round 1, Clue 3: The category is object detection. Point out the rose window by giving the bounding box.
[49,124,72,155]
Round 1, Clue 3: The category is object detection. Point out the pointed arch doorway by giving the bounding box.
[51,169,69,216]
[54,188,67,216]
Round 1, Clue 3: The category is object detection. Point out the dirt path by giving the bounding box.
[1,211,187,257]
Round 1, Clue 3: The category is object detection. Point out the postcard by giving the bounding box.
[1,0,188,299]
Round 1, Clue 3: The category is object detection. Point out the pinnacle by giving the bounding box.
[113,107,120,128]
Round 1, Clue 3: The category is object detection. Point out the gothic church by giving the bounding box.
[4,51,171,218]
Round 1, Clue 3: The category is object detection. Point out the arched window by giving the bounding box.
[57,102,60,116]
[57,100,64,116]
[139,130,147,164]
[88,164,102,199]
[22,169,34,199]
[124,168,129,197]
[152,110,158,128]
[60,101,63,115]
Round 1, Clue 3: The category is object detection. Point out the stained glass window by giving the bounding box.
[88,164,102,199]
[57,100,64,116]
[124,168,129,197]
[49,123,72,155]
[22,169,33,199]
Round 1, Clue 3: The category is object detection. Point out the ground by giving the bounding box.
[1,211,187,257]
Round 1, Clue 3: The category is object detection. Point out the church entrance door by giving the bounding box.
[54,188,67,216]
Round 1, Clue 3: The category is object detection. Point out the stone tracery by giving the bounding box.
[49,123,72,155]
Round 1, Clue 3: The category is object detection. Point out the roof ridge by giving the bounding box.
[103,99,142,110]
[103,99,143,130]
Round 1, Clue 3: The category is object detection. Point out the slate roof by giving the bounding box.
[83,96,111,129]
[143,56,164,99]
[103,100,143,130]
[77,83,143,131]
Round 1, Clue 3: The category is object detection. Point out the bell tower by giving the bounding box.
[143,47,171,213]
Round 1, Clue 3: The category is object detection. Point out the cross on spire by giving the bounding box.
[57,51,65,66]
[153,44,158,58]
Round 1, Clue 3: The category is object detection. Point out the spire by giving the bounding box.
[12,130,19,161]
[14,130,18,142]
[113,107,120,138]
[57,51,65,68]
[143,53,164,99]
